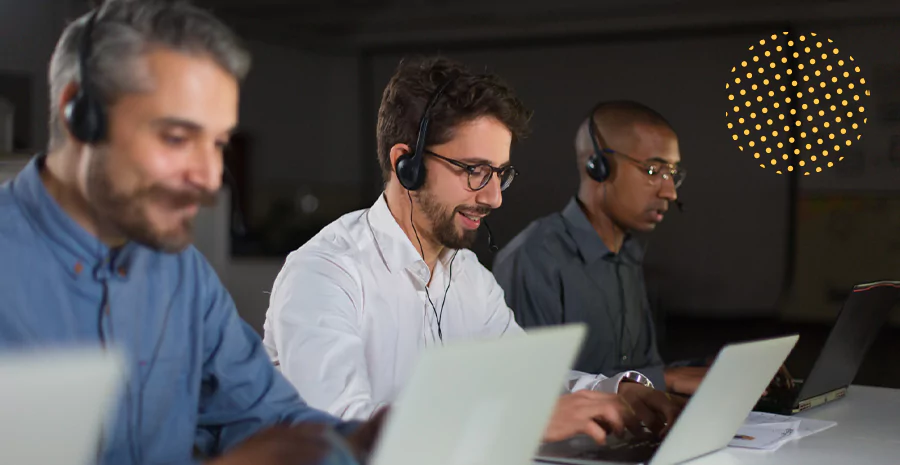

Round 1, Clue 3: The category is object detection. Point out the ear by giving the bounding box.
[388,143,412,173]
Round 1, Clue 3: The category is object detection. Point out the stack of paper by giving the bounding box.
[727,412,837,451]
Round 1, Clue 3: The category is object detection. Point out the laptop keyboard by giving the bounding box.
[569,438,662,462]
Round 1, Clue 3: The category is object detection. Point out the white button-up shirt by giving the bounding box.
[263,194,635,420]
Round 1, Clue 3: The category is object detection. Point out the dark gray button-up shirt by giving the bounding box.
[493,197,665,389]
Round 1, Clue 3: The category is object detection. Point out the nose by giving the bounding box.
[658,176,677,202]
[186,140,223,193]
[476,172,503,209]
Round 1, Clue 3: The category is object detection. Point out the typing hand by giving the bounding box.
[206,423,331,465]
[543,390,633,445]
[617,382,684,439]
[344,408,390,461]
[664,366,708,395]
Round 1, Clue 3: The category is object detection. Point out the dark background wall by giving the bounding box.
[2,0,899,386]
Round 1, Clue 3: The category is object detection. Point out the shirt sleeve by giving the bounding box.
[639,290,667,390]
[190,252,353,460]
[265,250,385,421]
[494,250,654,395]
[493,245,565,329]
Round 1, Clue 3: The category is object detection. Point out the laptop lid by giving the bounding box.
[0,347,127,465]
[796,281,900,403]
[649,335,799,465]
[369,324,587,465]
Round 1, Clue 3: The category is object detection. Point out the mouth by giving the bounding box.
[457,211,486,229]
[651,208,667,222]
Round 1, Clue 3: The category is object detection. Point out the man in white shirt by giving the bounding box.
[263,56,682,445]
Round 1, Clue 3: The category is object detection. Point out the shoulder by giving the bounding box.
[494,212,573,272]
[274,208,374,291]
[0,183,48,271]
[0,181,32,247]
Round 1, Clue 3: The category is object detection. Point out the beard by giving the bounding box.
[85,146,217,253]
[416,188,490,250]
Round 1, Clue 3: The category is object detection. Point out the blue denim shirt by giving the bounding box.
[0,155,360,465]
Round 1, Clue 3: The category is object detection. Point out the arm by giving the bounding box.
[493,246,564,329]
[639,290,667,390]
[266,251,383,420]
[189,253,356,461]
[490,256,637,394]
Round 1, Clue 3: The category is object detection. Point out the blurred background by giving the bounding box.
[1,0,899,387]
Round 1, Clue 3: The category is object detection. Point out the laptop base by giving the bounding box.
[754,386,848,415]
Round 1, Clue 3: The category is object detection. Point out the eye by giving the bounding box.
[646,165,661,175]
[471,164,491,176]
[215,140,230,152]
[162,134,188,147]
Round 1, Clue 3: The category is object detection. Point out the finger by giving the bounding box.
[617,399,644,437]
[591,402,627,436]
[583,420,609,445]
[654,394,681,430]
[631,398,664,435]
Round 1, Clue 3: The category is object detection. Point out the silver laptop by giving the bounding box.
[370,324,588,465]
[0,347,127,465]
[535,335,799,465]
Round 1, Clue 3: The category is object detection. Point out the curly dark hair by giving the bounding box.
[376,56,533,183]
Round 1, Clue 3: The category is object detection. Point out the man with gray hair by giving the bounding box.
[0,1,381,464]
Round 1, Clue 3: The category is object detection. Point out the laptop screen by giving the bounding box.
[797,281,900,401]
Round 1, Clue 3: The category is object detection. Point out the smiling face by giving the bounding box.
[408,116,512,249]
[76,48,238,252]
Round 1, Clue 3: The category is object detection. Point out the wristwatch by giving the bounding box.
[620,371,654,390]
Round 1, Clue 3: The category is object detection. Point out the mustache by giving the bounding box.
[145,185,218,208]
[454,205,492,217]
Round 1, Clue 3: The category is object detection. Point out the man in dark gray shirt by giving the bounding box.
[494,101,706,395]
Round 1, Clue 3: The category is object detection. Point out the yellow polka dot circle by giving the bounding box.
[725,32,871,175]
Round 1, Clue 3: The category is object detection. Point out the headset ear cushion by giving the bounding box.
[64,91,107,144]
[396,153,426,191]
[586,151,610,182]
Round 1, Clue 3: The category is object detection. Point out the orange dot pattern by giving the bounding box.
[725,32,870,175]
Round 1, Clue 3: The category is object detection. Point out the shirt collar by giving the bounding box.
[11,154,136,281]
[366,193,464,282]
[560,197,644,265]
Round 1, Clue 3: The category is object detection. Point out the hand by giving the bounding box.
[207,423,331,465]
[617,381,684,439]
[763,364,795,396]
[664,366,708,395]
[344,408,390,461]
[543,390,635,445]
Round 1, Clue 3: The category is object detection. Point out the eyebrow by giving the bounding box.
[647,156,679,165]
[151,117,237,138]
[458,157,512,168]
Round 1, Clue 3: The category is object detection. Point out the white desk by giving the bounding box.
[534,385,900,464]
[685,385,900,464]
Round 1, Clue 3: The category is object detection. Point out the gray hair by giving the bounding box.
[48,0,251,148]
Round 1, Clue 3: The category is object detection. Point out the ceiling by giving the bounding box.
[191,0,900,52]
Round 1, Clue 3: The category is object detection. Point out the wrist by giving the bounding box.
[616,371,654,392]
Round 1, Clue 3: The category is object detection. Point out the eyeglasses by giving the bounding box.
[600,148,686,189]
[424,150,518,191]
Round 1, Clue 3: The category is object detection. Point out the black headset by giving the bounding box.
[65,9,107,144]
[395,76,457,191]
[585,103,611,183]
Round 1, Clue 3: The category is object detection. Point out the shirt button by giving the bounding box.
[622,355,628,362]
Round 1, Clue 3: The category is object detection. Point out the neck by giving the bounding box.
[384,182,444,277]
[577,188,626,254]
[42,146,126,248]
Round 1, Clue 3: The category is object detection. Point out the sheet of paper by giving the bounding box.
[729,422,800,450]
[744,412,837,438]
[727,412,837,451]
